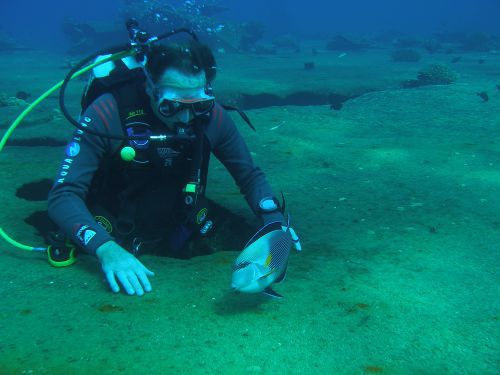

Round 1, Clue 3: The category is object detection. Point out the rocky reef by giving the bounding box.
[401,63,458,88]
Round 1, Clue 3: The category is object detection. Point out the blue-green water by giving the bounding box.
[0,1,499,374]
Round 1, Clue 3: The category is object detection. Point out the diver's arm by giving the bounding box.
[47,94,123,255]
[209,104,284,224]
[48,94,154,295]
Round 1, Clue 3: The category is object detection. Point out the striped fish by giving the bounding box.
[231,219,293,298]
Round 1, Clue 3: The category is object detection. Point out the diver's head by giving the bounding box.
[144,41,216,130]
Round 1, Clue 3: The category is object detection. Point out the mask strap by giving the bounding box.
[143,69,160,99]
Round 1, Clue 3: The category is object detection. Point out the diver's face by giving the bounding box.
[146,68,214,130]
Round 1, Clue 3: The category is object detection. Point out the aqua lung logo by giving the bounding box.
[56,158,74,184]
[76,225,96,246]
[65,142,80,157]
[57,119,90,183]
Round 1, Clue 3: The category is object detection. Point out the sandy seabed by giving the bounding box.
[0,43,499,374]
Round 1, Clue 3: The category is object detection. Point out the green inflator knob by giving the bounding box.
[120,146,136,162]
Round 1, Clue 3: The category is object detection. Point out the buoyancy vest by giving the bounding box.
[85,66,212,242]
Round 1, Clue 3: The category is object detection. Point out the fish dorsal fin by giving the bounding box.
[244,221,283,248]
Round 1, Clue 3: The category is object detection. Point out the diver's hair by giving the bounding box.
[145,41,217,84]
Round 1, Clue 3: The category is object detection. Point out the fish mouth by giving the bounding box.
[230,284,240,292]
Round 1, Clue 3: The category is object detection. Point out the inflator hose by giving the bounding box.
[0,49,133,251]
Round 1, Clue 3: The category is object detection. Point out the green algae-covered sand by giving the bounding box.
[0,47,499,374]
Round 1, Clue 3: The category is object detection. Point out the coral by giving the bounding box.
[401,63,458,88]
[417,63,458,84]
[0,93,27,107]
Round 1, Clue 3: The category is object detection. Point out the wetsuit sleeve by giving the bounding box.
[209,104,284,225]
[47,94,123,255]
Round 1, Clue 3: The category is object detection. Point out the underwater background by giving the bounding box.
[0,0,499,374]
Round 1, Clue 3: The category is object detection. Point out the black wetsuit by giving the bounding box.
[48,92,283,256]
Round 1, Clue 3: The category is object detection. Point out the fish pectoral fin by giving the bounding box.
[262,287,283,298]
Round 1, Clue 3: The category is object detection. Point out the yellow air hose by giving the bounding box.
[0,50,132,251]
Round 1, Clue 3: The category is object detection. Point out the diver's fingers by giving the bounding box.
[293,240,302,251]
[116,271,135,295]
[288,227,302,251]
[127,271,144,296]
[140,264,155,276]
[288,227,298,240]
[105,271,120,293]
[136,268,152,293]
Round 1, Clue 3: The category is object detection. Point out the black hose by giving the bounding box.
[58,45,150,140]
[58,28,201,141]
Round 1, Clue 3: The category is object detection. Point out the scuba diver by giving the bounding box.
[47,37,288,297]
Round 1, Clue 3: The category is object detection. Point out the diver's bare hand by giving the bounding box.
[95,241,154,296]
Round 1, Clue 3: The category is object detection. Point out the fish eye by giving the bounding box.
[232,261,251,271]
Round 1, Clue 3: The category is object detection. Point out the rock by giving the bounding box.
[0,93,28,107]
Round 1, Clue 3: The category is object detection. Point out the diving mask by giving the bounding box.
[152,85,215,118]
